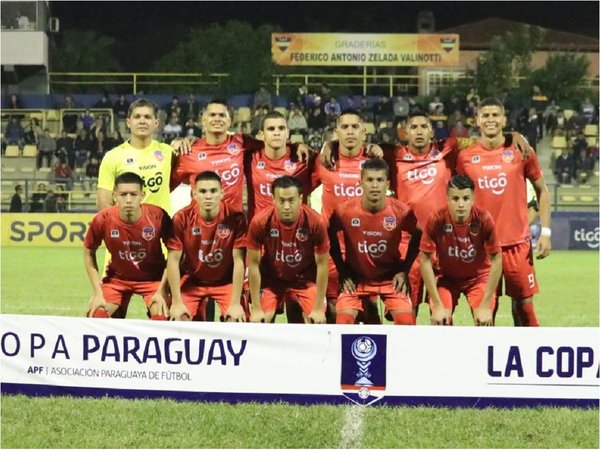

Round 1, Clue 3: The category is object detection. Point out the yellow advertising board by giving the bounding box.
[272,33,459,67]
[1,213,94,247]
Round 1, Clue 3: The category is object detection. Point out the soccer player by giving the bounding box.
[328,159,421,325]
[420,175,502,326]
[167,171,247,322]
[97,98,192,214]
[244,111,316,221]
[84,172,172,319]
[247,176,328,324]
[456,97,551,327]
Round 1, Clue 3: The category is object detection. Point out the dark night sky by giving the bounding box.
[50,1,599,70]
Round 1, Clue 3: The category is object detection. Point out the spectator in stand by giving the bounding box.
[307,101,327,134]
[54,157,74,190]
[324,96,341,120]
[165,96,182,118]
[9,185,23,213]
[6,93,22,109]
[30,183,47,212]
[567,111,588,138]
[358,96,374,123]
[15,11,30,29]
[447,110,466,131]
[571,130,588,160]
[37,128,57,168]
[113,94,130,132]
[554,148,575,184]
[574,149,596,184]
[466,87,480,106]
[464,100,478,122]
[374,96,394,126]
[530,85,548,139]
[450,120,470,139]
[89,117,106,141]
[81,109,95,131]
[296,83,309,112]
[345,97,357,110]
[162,115,183,143]
[428,95,444,115]
[287,104,308,137]
[182,94,200,120]
[43,188,58,212]
[55,185,67,212]
[580,97,595,124]
[320,83,332,103]
[73,128,93,168]
[253,84,273,110]
[408,96,424,115]
[524,107,540,146]
[105,129,124,150]
[396,119,408,145]
[445,95,463,115]
[94,93,112,109]
[543,100,560,136]
[24,117,42,145]
[84,156,100,192]
[184,117,202,138]
[376,121,396,144]
[5,116,25,148]
[393,94,410,127]
[251,106,269,136]
[549,109,567,136]
[60,95,78,133]
[433,121,449,141]
[91,129,109,161]
[56,129,75,169]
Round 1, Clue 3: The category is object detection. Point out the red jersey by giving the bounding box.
[247,204,329,287]
[329,197,418,283]
[314,149,368,220]
[84,204,172,282]
[389,138,457,227]
[170,134,263,212]
[244,147,315,220]
[167,201,247,286]
[420,205,500,281]
[456,142,543,246]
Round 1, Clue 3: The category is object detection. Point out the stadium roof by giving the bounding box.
[438,17,599,52]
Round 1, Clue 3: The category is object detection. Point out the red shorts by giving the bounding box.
[101,277,165,313]
[336,282,412,313]
[180,274,232,320]
[434,276,497,311]
[499,241,539,299]
[261,283,322,316]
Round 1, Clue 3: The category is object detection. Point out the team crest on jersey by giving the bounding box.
[383,216,397,231]
[469,220,481,236]
[501,150,514,163]
[142,226,155,241]
[428,149,441,160]
[154,150,164,162]
[403,153,414,161]
[351,218,360,227]
[126,158,134,165]
[192,227,201,236]
[257,161,266,169]
[471,155,480,164]
[295,227,309,242]
[444,224,453,233]
[284,160,297,173]
[110,229,120,238]
[227,143,240,156]
[198,152,207,160]
[270,228,280,237]
[217,224,231,239]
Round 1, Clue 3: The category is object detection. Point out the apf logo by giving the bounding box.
[216,224,231,239]
[142,226,155,241]
[574,227,600,249]
[340,334,387,406]
[383,216,397,231]
[226,143,240,156]
[477,173,508,195]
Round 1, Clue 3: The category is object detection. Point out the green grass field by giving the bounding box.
[1,247,599,448]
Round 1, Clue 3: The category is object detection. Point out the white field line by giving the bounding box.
[338,405,365,449]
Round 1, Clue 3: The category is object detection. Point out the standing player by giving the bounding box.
[457,97,551,326]
[247,176,328,324]
[84,172,172,319]
[166,171,247,322]
[329,159,421,325]
[420,175,502,326]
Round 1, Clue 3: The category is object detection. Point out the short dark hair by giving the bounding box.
[407,111,431,122]
[360,158,389,179]
[272,176,303,196]
[448,174,475,191]
[115,172,145,189]
[128,98,158,118]
[194,171,222,185]
[261,111,287,130]
[479,97,504,110]
[337,109,362,125]
[206,98,229,109]
[15,184,22,192]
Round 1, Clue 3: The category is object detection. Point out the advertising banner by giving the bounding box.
[272,33,459,67]
[1,315,597,408]
[550,212,599,250]
[1,213,94,247]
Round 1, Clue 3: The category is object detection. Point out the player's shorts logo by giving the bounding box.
[501,150,514,163]
[341,334,387,406]
[472,155,480,163]
[383,216,397,231]
[227,143,240,156]
[216,224,231,239]
[198,152,207,160]
[110,229,120,238]
[351,218,360,227]
[142,226,155,241]
[295,227,309,242]
[192,227,201,236]
[284,160,297,173]
[469,220,481,236]
[154,150,164,162]
[256,161,266,169]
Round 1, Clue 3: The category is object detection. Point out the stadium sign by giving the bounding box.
[1,213,94,247]
[272,33,460,67]
[1,315,597,408]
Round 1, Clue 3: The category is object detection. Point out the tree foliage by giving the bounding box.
[50,30,122,72]
[530,53,591,104]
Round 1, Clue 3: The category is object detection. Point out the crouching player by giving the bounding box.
[167,171,247,321]
[328,159,422,325]
[84,172,172,319]
[420,175,502,326]
[247,176,328,324]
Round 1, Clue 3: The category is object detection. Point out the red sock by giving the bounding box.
[336,313,355,324]
[393,312,415,325]
[518,302,539,327]
[91,308,109,318]
[150,314,168,321]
